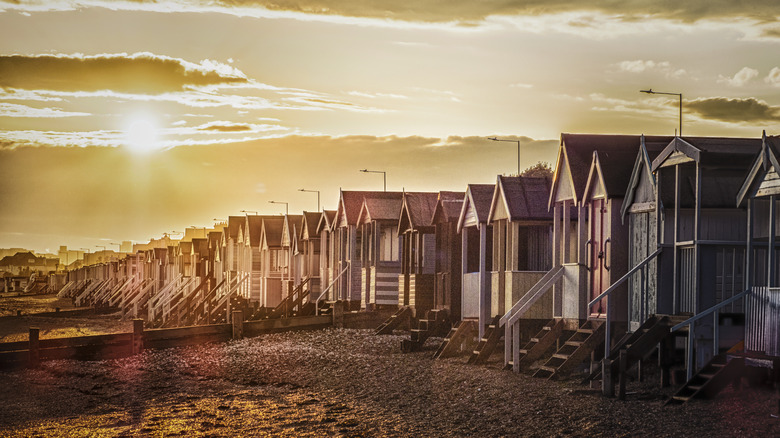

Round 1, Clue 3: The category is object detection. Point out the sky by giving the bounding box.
[2,1,780,254]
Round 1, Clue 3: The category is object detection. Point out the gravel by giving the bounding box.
[0,328,778,437]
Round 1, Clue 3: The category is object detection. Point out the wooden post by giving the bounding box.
[332,300,345,328]
[602,357,614,397]
[618,349,627,400]
[28,327,40,368]
[232,310,243,340]
[132,318,144,355]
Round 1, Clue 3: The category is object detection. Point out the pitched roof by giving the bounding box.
[432,191,465,224]
[457,184,495,231]
[552,134,674,207]
[316,210,337,234]
[489,175,553,222]
[621,135,675,217]
[300,211,321,240]
[737,132,780,206]
[335,190,374,227]
[246,215,265,247]
[357,191,403,224]
[226,216,244,240]
[398,191,439,234]
[651,136,761,171]
[261,216,285,248]
[282,214,303,247]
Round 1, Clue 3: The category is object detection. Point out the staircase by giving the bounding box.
[268,277,312,319]
[582,315,687,385]
[665,345,745,405]
[532,319,605,379]
[506,319,565,372]
[402,309,450,353]
[467,315,503,365]
[433,319,478,359]
[375,306,412,335]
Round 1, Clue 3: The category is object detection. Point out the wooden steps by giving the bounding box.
[434,319,478,359]
[375,306,412,335]
[532,319,604,380]
[467,315,502,365]
[665,353,745,405]
[402,309,450,353]
[507,319,565,372]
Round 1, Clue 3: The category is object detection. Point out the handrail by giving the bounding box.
[590,246,662,359]
[316,262,350,315]
[670,289,749,333]
[273,276,311,317]
[589,247,662,308]
[500,265,565,327]
[671,288,750,381]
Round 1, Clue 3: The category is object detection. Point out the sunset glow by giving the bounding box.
[124,116,160,153]
[1,1,780,252]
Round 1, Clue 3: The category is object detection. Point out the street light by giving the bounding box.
[110,242,122,252]
[79,248,91,254]
[240,210,258,215]
[95,245,106,251]
[640,89,683,136]
[488,137,521,176]
[298,188,320,212]
[268,200,288,215]
[360,169,386,191]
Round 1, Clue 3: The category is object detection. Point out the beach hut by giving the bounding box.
[432,191,465,323]
[315,210,337,307]
[737,132,780,360]
[300,211,323,296]
[397,191,439,315]
[457,184,495,339]
[356,192,404,310]
[259,215,286,308]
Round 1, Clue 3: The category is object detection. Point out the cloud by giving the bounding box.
[197,121,253,132]
[685,97,780,123]
[0,52,247,94]
[510,83,534,89]
[717,67,760,87]
[3,0,776,25]
[765,67,780,87]
[0,102,90,118]
[615,60,686,78]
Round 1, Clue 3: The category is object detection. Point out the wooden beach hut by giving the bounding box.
[397,191,439,316]
[432,191,465,323]
[356,192,404,310]
[259,215,286,308]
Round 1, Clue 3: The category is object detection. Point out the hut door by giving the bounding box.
[590,199,608,316]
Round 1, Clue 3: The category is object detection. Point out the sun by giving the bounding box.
[124,116,160,153]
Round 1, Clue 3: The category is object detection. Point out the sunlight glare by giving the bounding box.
[124,116,160,153]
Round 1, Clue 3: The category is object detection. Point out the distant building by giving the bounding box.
[0,251,58,276]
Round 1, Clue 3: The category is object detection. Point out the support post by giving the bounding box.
[28,327,40,368]
[602,357,615,397]
[132,318,144,355]
[618,349,627,400]
[232,310,243,340]
[332,300,345,328]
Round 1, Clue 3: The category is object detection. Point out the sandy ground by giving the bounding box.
[0,294,778,437]
[0,293,131,342]
[0,328,778,437]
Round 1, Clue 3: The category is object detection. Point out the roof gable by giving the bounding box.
[316,210,337,234]
[398,191,438,234]
[457,184,495,231]
[489,175,553,223]
[357,191,403,224]
[737,132,780,205]
[432,191,465,225]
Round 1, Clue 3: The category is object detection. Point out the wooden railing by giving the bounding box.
[316,262,350,315]
[271,277,312,318]
[589,247,662,359]
[670,289,749,380]
[501,266,565,371]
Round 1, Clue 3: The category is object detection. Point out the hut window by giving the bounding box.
[379,225,399,261]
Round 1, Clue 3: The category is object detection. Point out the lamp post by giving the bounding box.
[640,89,683,136]
[298,188,320,212]
[240,210,258,215]
[488,137,521,176]
[95,245,106,252]
[268,200,288,215]
[110,242,121,252]
[360,169,386,191]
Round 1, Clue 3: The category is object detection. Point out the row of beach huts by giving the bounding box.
[57,132,779,402]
